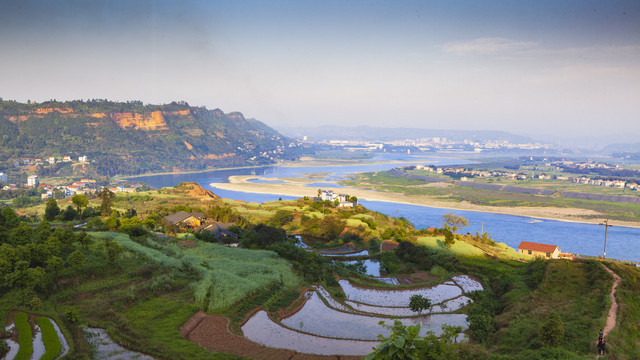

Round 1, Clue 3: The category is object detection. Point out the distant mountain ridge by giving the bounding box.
[0,99,301,176]
[279,125,535,143]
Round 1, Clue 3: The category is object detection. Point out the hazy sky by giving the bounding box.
[1,0,639,139]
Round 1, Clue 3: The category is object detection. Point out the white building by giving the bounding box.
[27,175,39,187]
[48,157,56,165]
[78,155,88,163]
[0,172,7,183]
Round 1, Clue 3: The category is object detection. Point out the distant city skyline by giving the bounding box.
[1,0,639,141]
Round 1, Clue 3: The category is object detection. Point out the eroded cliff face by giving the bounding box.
[110,111,168,131]
[35,107,74,114]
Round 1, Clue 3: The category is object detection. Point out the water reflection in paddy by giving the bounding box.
[320,249,369,257]
[345,296,472,317]
[340,279,462,307]
[345,259,381,276]
[281,291,468,340]
[241,310,376,356]
[452,275,484,293]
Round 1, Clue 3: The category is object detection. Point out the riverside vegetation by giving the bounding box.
[1,182,639,359]
[342,170,640,222]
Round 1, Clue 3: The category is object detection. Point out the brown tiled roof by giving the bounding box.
[380,240,399,252]
[518,241,559,253]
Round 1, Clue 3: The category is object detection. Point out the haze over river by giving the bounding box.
[132,154,640,262]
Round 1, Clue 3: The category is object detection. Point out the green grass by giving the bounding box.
[493,260,611,356]
[183,242,300,312]
[605,262,640,359]
[89,232,300,313]
[14,312,33,360]
[121,294,239,360]
[36,317,62,360]
[416,236,485,257]
[343,171,640,222]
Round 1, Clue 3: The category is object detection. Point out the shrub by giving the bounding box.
[539,314,565,346]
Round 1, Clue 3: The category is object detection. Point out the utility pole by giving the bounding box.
[599,219,612,259]
[481,222,484,234]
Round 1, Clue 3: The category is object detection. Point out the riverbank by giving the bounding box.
[211,175,640,229]
[120,156,427,181]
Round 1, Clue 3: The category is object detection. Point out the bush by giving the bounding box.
[539,314,565,346]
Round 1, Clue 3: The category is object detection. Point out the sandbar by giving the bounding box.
[211,175,640,229]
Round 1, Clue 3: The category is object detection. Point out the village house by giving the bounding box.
[517,241,561,259]
[317,189,357,207]
[163,211,206,228]
[0,173,7,183]
[27,175,39,187]
[196,221,239,244]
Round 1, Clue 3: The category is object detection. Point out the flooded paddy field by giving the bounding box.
[240,274,483,356]
[84,328,154,360]
[241,310,376,356]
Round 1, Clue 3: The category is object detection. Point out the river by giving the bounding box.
[131,154,640,262]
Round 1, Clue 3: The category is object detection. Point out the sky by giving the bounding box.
[1,0,639,141]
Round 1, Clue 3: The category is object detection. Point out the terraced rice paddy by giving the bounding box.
[339,279,463,306]
[241,275,483,356]
[84,328,154,360]
[2,313,69,360]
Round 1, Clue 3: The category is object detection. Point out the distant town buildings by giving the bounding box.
[27,175,39,187]
[316,189,357,207]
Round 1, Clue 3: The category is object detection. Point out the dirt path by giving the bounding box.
[596,264,621,358]
[603,265,621,337]
[180,311,361,360]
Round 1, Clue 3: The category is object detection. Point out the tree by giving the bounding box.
[409,294,432,314]
[44,198,60,221]
[9,223,33,246]
[105,240,122,264]
[72,194,88,219]
[46,256,65,278]
[443,228,455,247]
[61,205,78,221]
[319,215,346,240]
[1,207,21,229]
[77,232,92,249]
[98,188,115,216]
[68,250,86,269]
[269,210,294,227]
[441,213,468,236]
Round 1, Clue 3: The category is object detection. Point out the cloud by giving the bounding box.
[443,37,540,56]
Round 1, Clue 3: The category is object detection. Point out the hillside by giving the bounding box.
[2,185,639,359]
[0,99,306,176]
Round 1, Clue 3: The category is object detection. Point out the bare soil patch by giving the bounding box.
[182,313,360,360]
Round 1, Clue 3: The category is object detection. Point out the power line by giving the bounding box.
[598,219,613,259]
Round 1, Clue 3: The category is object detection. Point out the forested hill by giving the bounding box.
[0,99,305,176]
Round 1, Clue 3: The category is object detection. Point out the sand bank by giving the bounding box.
[211,175,640,229]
